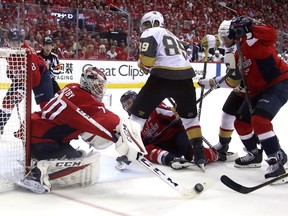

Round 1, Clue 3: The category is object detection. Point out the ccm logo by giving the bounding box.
[55,161,81,167]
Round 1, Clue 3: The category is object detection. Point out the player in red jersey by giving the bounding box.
[119,90,239,170]
[0,29,53,135]
[21,67,146,193]
[217,17,288,180]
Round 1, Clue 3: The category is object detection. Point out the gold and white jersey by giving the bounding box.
[223,44,236,65]
[139,27,195,80]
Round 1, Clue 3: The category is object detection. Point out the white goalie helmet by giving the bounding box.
[140,11,164,31]
[80,67,107,101]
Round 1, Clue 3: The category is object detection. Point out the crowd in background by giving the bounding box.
[0,0,287,61]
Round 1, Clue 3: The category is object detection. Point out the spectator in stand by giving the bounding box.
[187,40,199,62]
[106,45,118,60]
[211,50,224,63]
[117,46,128,60]
[25,33,39,50]
[97,44,107,60]
[186,48,193,62]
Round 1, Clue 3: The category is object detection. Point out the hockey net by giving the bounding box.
[0,48,31,192]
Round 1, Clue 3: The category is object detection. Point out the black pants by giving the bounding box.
[131,76,197,119]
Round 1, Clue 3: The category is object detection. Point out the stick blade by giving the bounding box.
[220,175,251,194]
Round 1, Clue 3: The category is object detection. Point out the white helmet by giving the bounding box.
[218,20,232,38]
[80,67,107,101]
[140,11,164,30]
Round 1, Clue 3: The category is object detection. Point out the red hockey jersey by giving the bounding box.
[141,102,182,145]
[236,25,288,97]
[31,83,120,144]
[7,42,46,88]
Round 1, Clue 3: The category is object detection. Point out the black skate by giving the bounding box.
[234,148,263,168]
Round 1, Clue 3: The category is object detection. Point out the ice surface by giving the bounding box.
[1,87,288,216]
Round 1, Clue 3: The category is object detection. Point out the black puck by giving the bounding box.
[194,183,204,193]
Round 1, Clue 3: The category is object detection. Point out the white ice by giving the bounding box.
[1,87,288,216]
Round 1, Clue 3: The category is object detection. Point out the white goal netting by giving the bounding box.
[0,48,28,192]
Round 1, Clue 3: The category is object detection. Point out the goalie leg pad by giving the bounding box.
[48,150,101,189]
[22,151,101,192]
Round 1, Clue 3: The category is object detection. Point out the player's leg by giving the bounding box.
[172,79,206,169]
[234,100,263,168]
[33,69,54,109]
[213,89,245,154]
[51,77,61,94]
[0,83,24,134]
[30,142,83,160]
[130,76,167,129]
[251,81,288,179]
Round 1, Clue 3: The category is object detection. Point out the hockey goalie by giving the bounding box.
[21,66,147,193]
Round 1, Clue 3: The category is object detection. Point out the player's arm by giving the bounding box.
[138,35,158,74]
[198,52,241,89]
[50,54,61,77]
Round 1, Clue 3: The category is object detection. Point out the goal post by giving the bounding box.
[0,48,31,192]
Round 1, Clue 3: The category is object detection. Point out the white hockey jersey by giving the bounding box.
[139,27,195,80]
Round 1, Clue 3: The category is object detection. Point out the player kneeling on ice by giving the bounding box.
[20,66,146,193]
[120,91,237,170]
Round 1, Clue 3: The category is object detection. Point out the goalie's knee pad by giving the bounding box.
[35,150,101,190]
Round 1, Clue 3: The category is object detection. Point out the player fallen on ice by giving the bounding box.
[120,90,237,170]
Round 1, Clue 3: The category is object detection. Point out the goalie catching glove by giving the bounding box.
[115,118,147,162]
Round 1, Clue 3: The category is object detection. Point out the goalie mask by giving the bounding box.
[80,67,107,101]
[140,11,164,32]
[120,90,137,116]
[8,29,24,48]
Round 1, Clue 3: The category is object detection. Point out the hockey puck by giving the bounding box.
[194,183,204,193]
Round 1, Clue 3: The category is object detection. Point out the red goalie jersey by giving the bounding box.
[31,83,120,145]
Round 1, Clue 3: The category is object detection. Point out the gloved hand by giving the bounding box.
[229,16,252,39]
[137,60,150,75]
[198,77,218,89]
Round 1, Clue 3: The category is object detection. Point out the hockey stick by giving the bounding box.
[196,68,235,104]
[58,92,113,138]
[236,41,253,114]
[59,92,211,198]
[220,173,288,194]
[197,47,209,120]
[138,155,213,198]
[218,2,263,25]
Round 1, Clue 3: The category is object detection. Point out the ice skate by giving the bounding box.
[234,148,262,168]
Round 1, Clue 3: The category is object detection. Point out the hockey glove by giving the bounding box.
[198,77,218,89]
[137,60,150,75]
[229,16,252,39]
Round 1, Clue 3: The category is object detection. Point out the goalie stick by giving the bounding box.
[220,173,288,194]
[59,92,212,198]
